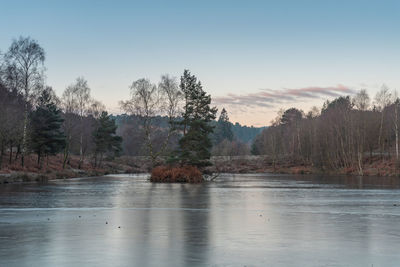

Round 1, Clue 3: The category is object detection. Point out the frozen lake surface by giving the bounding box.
[0,173,400,266]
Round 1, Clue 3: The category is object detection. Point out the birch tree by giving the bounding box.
[353,89,370,175]
[4,37,45,166]
[63,77,92,169]
[61,85,78,168]
[375,85,392,158]
[391,90,399,163]
[120,75,181,166]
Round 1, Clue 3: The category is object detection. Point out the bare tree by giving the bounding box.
[353,89,371,174]
[63,77,92,168]
[306,106,320,118]
[120,79,159,166]
[158,74,182,150]
[0,83,24,168]
[375,85,392,157]
[391,90,399,163]
[4,37,45,166]
[353,89,370,111]
[159,75,182,119]
[89,100,106,119]
[61,85,78,168]
[120,75,181,166]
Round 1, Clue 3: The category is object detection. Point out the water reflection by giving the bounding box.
[288,174,400,189]
[180,185,210,266]
[0,173,399,266]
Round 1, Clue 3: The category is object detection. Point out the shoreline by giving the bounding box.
[0,168,398,185]
[0,169,123,184]
[2,154,400,185]
[209,155,400,177]
[0,155,149,184]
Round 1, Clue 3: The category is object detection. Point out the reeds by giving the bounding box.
[150,165,203,183]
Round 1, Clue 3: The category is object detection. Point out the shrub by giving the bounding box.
[150,165,203,183]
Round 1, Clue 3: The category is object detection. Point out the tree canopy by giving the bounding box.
[30,88,65,167]
[93,111,122,167]
[173,70,218,167]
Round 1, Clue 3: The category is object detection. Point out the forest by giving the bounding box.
[252,87,400,175]
[1,36,398,178]
[0,37,123,172]
[0,37,255,178]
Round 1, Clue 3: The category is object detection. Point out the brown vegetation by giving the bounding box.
[0,153,134,184]
[150,165,203,183]
[209,155,400,177]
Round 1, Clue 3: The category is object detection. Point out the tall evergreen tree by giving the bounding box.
[180,69,197,136]
[93,111,122,167]
[173,70,217,167]
[30,89,65,168]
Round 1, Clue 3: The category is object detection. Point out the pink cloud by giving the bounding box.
[213,84,355,109]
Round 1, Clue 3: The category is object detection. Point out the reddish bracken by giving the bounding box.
[150,165,203,183]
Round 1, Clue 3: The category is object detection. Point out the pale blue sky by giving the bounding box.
[1,0,399,125]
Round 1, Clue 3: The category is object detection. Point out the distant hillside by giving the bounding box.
[112,114,264,145]
[231,122,265,144]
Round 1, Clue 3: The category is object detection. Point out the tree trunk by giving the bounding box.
[37,152,41,169]
[395,106,399,161]
[0,143,3,169]
[9,142,13,165]
[63,136,71,169]
[358,151,363,176]
[21,108,28,167]
[99,152,103,168]
[63,146,69,169]
[378,111,384,159]
[78,133,83,169]
[15,144,20,161]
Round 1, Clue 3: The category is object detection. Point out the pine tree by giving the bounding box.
[180,69,197,136]
[93,111,122,167]
[213,108,234,144]
[30,89,66,168]
[173,70,217,167]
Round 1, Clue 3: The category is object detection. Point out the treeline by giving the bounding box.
[231,123,264,144]
[0,37,122,169]
[118,70,248,167]
[0,36,255,173]
[114,111,258,157]
[118,69,219,171]
[210,108,251,156]
[252,87,400,175]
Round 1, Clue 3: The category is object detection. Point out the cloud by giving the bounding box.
[213,84,355,110]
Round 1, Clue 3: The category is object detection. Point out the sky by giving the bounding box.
[1,0,399,126]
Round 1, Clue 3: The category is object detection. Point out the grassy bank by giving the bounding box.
[2,154,400,185]
[209,155,400,177]
[0,154,151,184]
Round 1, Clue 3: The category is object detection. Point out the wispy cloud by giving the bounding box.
[213,84,355,109]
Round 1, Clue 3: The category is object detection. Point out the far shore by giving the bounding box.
[209,155,400,177]
[1,154,399,185]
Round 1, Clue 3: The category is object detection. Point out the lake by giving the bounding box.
[0,173,399,266]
